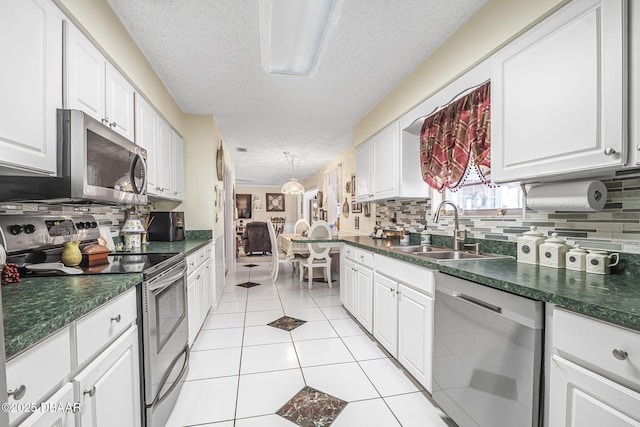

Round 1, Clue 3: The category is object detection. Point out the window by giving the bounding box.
[432,164,524,216]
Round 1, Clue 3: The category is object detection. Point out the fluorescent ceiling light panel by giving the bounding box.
[259,0,342,76]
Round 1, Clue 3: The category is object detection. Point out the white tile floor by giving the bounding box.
[166,261,453,426]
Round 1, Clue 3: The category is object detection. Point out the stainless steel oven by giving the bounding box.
[140,255,189,427]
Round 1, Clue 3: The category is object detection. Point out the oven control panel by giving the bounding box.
[0,214,100,254]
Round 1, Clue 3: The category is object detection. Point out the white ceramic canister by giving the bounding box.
[539,233,570,269]
[565,244,588,271]
[517,226,546,264]
[586,250,619,275]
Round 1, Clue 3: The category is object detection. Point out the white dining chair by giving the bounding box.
[298,220,332,290]
[267,219,290,282]
[294,219,310,235]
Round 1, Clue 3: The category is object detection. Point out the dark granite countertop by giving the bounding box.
[2,238,212,360]
[339,236,640,331]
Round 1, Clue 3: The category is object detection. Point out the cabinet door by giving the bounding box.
[105,63,135,141]
[373,273,398,357]
[549,355,640,427]
[355,266,373,333]
[21,383,76,427]
[75,326,141,427]
[187,277,197,347]
[355,142,373,202]
[66,23,106,123]
[172,130,184,201]
[372,123,399,199]
[135,94,158,195]
[156,118,173,197]
[0,0,63,175]
[398,284,433,392]
[342,258,357,315]
[492,0,627,183]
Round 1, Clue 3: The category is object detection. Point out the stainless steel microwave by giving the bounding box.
[0,109,147,205]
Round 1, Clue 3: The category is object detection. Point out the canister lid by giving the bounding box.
[544,233,567,245]
[523,226,544,237]
[567,244,587,254]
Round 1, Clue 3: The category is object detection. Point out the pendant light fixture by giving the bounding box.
[281,152,305,195]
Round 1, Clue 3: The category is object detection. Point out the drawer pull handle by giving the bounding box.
[612,349,628,361]
[604,147,617,156]
[84,386,96,397]
[111,314,122,323]
[8,385,26,400]
[389,287,394,293]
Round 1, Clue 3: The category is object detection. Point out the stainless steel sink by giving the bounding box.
[415,251,511,262]
[389,245,450,253]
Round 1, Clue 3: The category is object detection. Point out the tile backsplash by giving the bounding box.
[376,177,640,254]
[0,202,150,236]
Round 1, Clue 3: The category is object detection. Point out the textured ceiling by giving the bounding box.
[107,0,487,186]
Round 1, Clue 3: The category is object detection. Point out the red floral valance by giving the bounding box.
[419,82,491,192]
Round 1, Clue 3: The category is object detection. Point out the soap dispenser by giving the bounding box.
[517,226,545,265]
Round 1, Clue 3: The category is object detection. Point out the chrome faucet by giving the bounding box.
[432,200,466,250]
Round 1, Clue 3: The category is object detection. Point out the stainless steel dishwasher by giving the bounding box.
[433,272,544,427]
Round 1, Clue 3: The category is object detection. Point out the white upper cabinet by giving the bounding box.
[0,0,63,175]
[172,130,185,201]
[105,63,135,141]
[356,121,429,202]
[135,94,159,195]
[156,118,173,198]
[492,0,628,183]
[66,22,135,141]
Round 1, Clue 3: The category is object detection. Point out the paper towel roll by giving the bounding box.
[526,180,607,212]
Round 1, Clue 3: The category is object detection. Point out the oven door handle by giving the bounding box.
[153,344,189,407]
[148,264,188,294]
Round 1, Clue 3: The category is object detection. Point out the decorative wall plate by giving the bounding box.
[267,193,285,212]
[216,144,224,181]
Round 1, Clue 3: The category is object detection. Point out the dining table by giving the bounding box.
[277,233,341,261]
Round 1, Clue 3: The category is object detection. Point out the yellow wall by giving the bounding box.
[302,147,375,236]
[354,0,570,144]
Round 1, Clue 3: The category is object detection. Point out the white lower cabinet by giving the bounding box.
[73,326,141,427]
[340,248,373,334]
[20,383,76,427]
[549,355,640,427]
[548,307,640,426]
[372,254,435,392]
[372,273,398,356]
[373,269,434,392]
[397,284,433,390]
[5,328,71,425]
[187,246,213,346]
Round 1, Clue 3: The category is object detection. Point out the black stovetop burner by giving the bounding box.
[16,253,181,278]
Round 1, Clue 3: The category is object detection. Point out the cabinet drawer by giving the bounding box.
[199,246,209,263]
[355,249,374,268]
[76,288,137,365]
[554,308,640,389]
[343,245,357,261]
[6,328,71,424]
[186,252,198,275]
[376,254,434,296]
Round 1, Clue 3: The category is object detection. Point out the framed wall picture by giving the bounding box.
[363,203,371,217]
[266,193,285,212]
[350,174,356,199]
[236,194,252,218]
[355,216,360,230]
[351,201,362,213]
